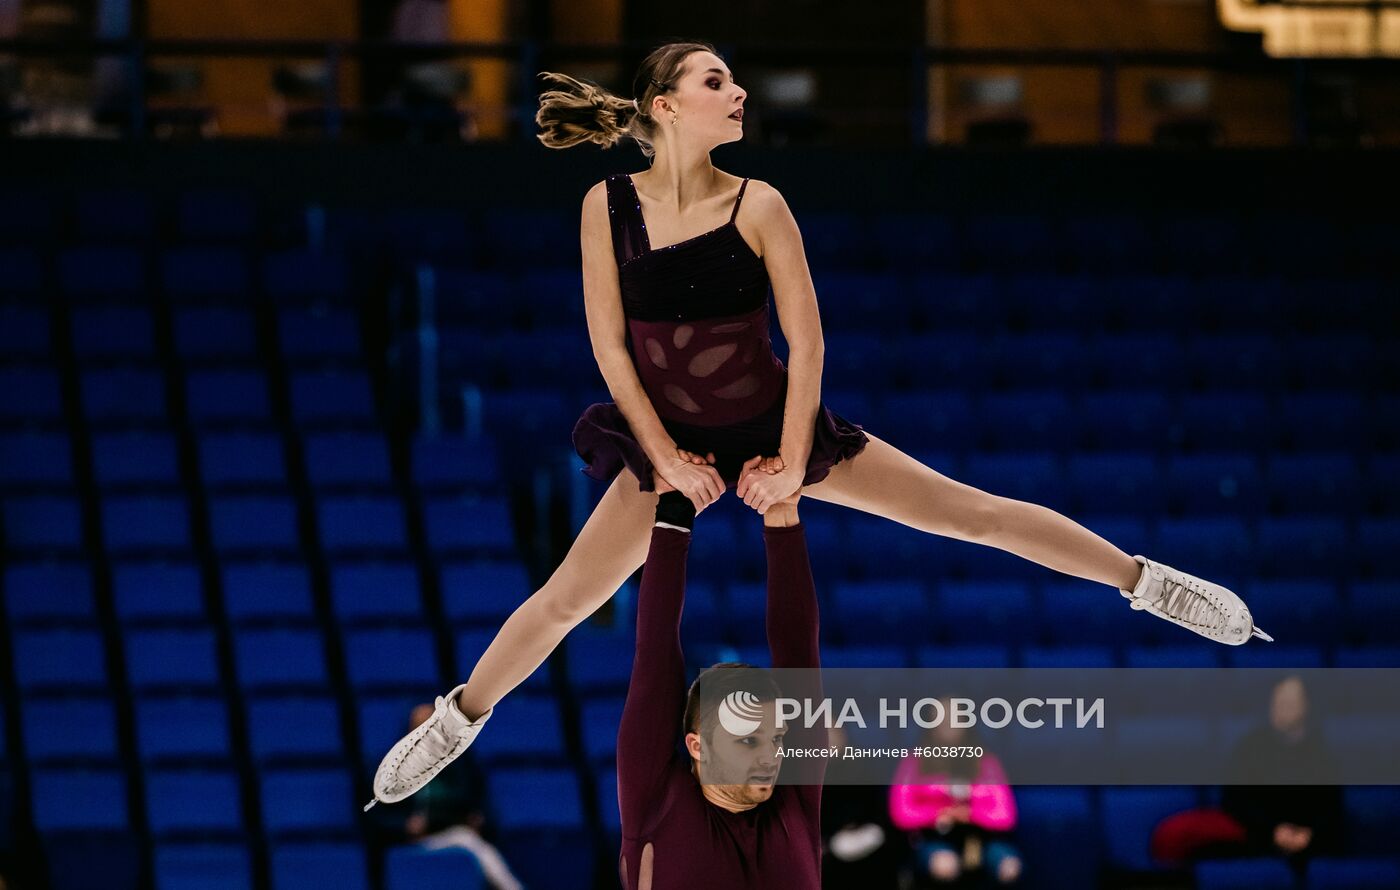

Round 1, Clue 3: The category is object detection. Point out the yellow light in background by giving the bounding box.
[1218,0,1400,57]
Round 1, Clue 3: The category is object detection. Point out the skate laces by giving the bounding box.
[1153,574,1226,633]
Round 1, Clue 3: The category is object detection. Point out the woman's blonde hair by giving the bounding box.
[535,40,720,159]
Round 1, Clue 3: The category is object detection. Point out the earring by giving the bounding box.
[671,113,679,126]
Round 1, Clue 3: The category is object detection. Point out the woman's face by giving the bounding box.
[656,51,747,148]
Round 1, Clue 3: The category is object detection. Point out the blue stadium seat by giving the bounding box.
[185,370,272,425]
[1320,716,1400,773]
[579,697,624,764]
[410,435,504,492]
[1159,215,1244,274]
[1021,646,1116,668]
[990,331,1093,386]
[177,191,257,243]
[303,432,391,488]
[962,452,1068,510]
[153,843,252,890]
[0,305,51,357]
[209,495,300,554]
[1014,787,1100,889]
[384,846,484,890]
[1075,391,1175,452]
[1100,786,1199,871]
[1254,517,1349,577]
[221,562,315,624]
[1111,716,1214,782]
[1290,334,1373,390]
[134,696,232,763]
[876,391,977,450]
[1177,393,1274,451]
[234,628,329,691]
[125,627,221,691]
[1247,580,1341,645]
[1038,578,1143,645]
[263,250,351,304]
[1347,581,1400,644]
[469,695,565,765]
[2,495,83,552]
[1266,453,1363,515]
[980,391,1075,450]
[174,308,257,361]
[75,190,154,242]
[1225,645,1325,669]
[246,696,343,765]
[1279,393,1366,451]
[30,768,129,832]
[21,696,120,762]
[59,247,147,301]
[101,495,191,553]
[1354,519,1400,579]
[1333,647,1400,668]
[824,333,900,388]
[317,496,407,552]
[343,627,439,691]
[1164,453,1267,517]
[965,213,1058,271]
[145,769,244,837]
[199,433,287,488]
[290,371,375,426]
[1195,858,1296,890]
[439,560,529,624]
[1124,646,1222,668]
[1086,331,1187,391]
[822,645,908,668]
[565,631,635,694]
[71,307,155,359]
[329,562,422,622]
[829,580,927,639]
[112,562,205,622]
[0,366,63,423]
[594,766,620,833]
[1067,453,1163,515]
[13,628,107,691]
[1342,787,1400,857]
[0,191,58,242]
[454,629,549,691]
[277,309,361,363]
[912,644,1012,668]
[271,843,369,890]
[1152,517,1252,578]
[4,562,95,624]
[0,247,44,297]
[1186,334,1286,390]
[162,247,253,301]
[935,581,1035,644]
[81,367,167,423]
[422,495,515,554]
[1307,857,1400,890]
[489,768,583,831]
[259,768,356,836]
[93,431,180,487]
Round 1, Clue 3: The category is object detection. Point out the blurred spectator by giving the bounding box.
[370,702,523,890]
[1151,675,1343,872]
[386,0,474,142]
[821,725,905,889]
[889,698,1021,887]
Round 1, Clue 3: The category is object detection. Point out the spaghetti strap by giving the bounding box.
[729,178,750,224]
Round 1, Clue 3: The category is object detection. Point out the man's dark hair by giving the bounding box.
[683,662,783,743]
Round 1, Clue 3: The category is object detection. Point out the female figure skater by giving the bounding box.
[364,40,1270,812]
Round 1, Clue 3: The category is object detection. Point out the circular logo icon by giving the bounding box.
[717,690,764,737]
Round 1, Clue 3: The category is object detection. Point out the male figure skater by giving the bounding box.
[614,468,826,889]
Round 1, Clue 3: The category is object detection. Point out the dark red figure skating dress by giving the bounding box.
[572,173,869,492]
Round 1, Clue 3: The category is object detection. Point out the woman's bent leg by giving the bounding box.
[456,470,657,718]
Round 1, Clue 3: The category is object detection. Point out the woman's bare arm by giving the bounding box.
[580,182,724,504]
[746,181,825,473]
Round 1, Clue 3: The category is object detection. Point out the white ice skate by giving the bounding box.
[1119,555,1273,646]
[363,683,492,811]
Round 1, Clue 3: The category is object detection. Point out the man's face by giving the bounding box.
[688,698,786,806]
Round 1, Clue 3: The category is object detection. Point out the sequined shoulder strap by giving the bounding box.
[605,174,648,267]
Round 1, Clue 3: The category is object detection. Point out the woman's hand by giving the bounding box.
[736,454,803,515]
[653,448,724,513]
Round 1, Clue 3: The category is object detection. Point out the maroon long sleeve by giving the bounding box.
[615,523,823,890]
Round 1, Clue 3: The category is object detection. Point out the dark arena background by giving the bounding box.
[2,1,1399,888]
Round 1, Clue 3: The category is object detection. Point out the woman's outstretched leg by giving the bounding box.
[455,469,657,719]
[802,432,1142,590]
[800,431,1268,643]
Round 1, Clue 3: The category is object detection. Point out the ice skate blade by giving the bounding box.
[363,798,378,812]
[1251,626,1274,642]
